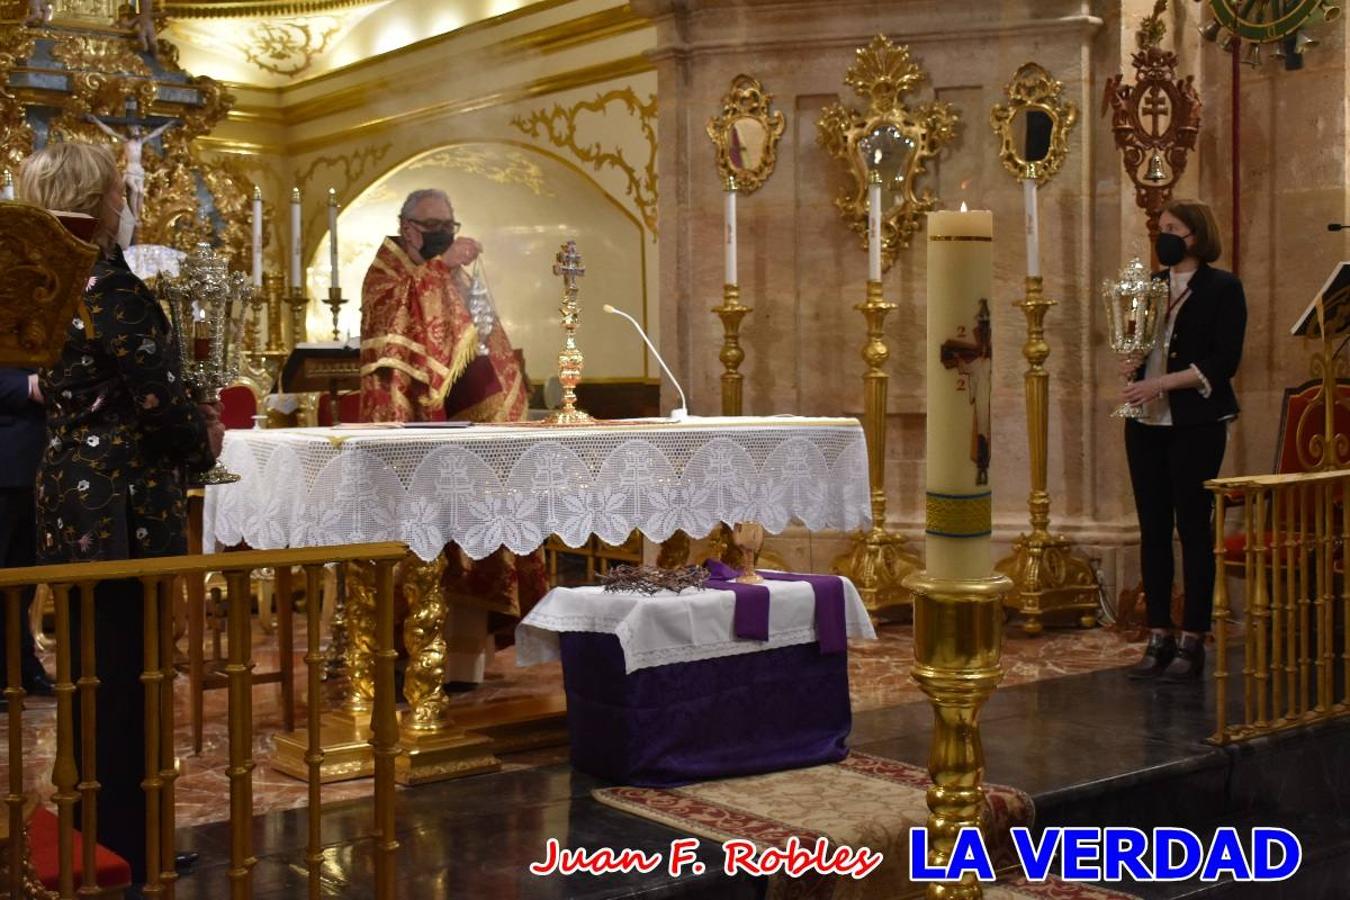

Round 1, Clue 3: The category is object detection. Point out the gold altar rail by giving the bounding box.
[1208,469,1349,744]
[0,542,407,900]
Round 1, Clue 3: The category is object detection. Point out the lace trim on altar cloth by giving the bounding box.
[202,419,872,562]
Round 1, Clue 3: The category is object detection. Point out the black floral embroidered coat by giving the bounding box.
[36,248,214,563]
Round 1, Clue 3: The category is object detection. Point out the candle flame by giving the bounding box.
[959,201,968,212]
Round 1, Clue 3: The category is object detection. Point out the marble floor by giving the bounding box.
[4,616,1147,829]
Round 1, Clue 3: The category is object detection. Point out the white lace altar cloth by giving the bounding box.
[203,417,871,562]
[516,577,877,673]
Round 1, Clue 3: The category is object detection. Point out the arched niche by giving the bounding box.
[309,140,651,381]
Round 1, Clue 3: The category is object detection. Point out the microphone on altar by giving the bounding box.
[602,304,689,420]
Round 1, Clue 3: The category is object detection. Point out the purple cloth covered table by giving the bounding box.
[558,632,852,787]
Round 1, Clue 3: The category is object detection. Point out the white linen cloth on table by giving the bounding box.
[203,416,871,561]
[515,576,877,674]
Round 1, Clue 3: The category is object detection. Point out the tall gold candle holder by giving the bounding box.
[905,570,1010,900]
[994,276,1099,634]
[712,281,750,416]
[833,278,921,612]
[545,240,594,426]
[287,286,309,350]
[326,287,347,342]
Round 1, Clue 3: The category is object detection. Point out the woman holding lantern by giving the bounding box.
[18,141,223,880]
[1121,199,1247,682]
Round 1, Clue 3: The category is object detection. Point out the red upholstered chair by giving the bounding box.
[315,390,363,426]
[218,382,260,430]
[1223,378,1350,569]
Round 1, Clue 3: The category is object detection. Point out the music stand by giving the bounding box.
[1290,263,1350,469]
[280,343,361,426]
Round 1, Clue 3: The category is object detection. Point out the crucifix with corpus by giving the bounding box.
[939,298,993,486]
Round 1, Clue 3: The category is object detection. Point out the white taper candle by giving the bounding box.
[251,186,263,288]
[327,188,340,290]
[290,187,302,290]
[724,179,738,286]
[868,175,882,282]
[1024,176,1040,278]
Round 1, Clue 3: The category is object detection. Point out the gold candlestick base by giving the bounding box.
[712,283,751,416]
[326,286,346,342]
[834,527,920,614]
[905,570,1010,900]
[995,534,1099,635]
[544,407,595,427]
[832,279,921,616]
[996,275,1100,635]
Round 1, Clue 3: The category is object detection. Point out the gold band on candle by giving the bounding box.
[925,492,992,538]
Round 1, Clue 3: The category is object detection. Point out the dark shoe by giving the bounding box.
[442,681,480,695]
[1161,637,1205,682]
[1127,633,1177,679]
[175,851,200,872]
[21,664,54,697]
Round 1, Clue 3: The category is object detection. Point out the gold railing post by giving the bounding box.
[7,587,27,899]
[1253,491,1270,729]
[1243,495,1256,727]
[1318,479,1335,713]
[225,570,256,899]
[996,276,1098,633]
[1341,475,1350,710]
[1299,483,1312,714]
[50,584,77,899]
[712,281,750,416]
[370,559,400,899]
[141,578,164,898]
[77,582,98,899]
[834,278,921,612]
[303,565,325,900]
[1270,489,1284,721]
[1211,489,1229,742]
[905,571,1011,900]
[158,577,178,896]
[276,566,295,733]
[1283,485,1298,717]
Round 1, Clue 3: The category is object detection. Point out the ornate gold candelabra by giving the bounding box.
[905,570,1011,900]
[833,277,921,612]
[994,276,1099,634]
[545,240,594,426]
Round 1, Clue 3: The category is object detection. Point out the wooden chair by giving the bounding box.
[1222,377,1350,572]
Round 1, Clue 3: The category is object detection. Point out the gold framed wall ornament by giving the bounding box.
[989,62,1078,185]
[817,35,959,270]
[706,74,784,194]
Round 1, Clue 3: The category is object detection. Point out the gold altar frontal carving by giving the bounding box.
[988,64,1099,635]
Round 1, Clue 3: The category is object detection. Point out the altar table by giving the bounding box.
[517,578,876,786]
[203,416,872,559]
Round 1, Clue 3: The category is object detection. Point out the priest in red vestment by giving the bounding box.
[360,188,545,688]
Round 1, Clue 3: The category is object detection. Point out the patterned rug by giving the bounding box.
[593,752,1137,900]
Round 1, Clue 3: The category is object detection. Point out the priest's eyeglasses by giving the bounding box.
[405,217,461,235]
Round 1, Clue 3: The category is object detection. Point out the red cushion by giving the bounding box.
[219,384,259,430]
[28,806,132,890]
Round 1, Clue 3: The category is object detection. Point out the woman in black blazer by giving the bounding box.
[1122,199,1247,681]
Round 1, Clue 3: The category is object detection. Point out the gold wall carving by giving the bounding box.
[817,35,960,269]
[511,86,658,235]
[294,142,392,200]
[53,0,115,22]
[406,145,552,198]
[0,33,36,173]
[706,74,785,195]
[244,18,343,77]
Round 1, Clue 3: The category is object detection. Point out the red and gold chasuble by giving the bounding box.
[360,237,544,632]
[360,237,527,423]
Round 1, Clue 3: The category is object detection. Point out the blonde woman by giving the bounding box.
[19,141,222,882]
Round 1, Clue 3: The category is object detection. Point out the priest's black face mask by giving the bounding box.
[420,229,455,260]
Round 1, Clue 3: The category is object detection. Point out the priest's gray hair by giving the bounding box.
[399,189,452,219]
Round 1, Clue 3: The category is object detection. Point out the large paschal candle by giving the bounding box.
[925,205,994,580]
